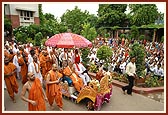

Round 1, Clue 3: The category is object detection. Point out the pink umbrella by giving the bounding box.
[45,32,92,48]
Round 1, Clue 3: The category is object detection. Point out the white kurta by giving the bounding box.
[73,63,91,85]
[28,62,43,83]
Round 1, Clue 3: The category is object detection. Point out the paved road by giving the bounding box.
[3,79,165,112]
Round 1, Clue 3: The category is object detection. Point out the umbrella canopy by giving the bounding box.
[45,32,92,48]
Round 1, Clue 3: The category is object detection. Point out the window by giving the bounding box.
[20,10,33,20]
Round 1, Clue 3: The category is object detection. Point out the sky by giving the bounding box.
[42,2,166,19]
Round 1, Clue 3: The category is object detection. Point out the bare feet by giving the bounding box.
[13,99,16,103]
[59,107,63,111]
[50,105,55,110]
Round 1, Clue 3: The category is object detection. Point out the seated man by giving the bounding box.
[61,61,73,86]
[73,59,91,86]
[63,61,84,93]
[153,63,164,80]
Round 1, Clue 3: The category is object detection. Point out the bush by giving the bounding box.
[129,42,146,78]
[120,33,126,38]
[160,36,164,43]
[97,45,112,69]
[34,32,43,46]
[145,75,161,87]
[81,48,90,67]
[89,63,98,73]
[139,35,145,41]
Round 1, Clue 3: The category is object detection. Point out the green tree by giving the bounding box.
[81,23,97,42]
[26,38,34,44]
[97,45,112,69]
[4,16,12,37]
[129,4,159,26]
[44,13,55,20]
[4,16,11,31]
[39,4,45,25]
[34,32,43,46]
[130,25,139,39]
[60,6,93,34]
[57,22,68,33]
[27,24,40,39]
[129,42,146,78]
[139,35,145,41]
[41,13,61,38]
[81,48,90,67]
[15,32,28,44]
[97,4,127,28]
[85,14,98,28]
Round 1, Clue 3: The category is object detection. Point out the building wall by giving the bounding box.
[6,15,20,28]
[5,4,39,28]
[34,17,40,25]
[6,4,39,17]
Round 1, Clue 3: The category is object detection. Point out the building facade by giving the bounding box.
[4,4,40,29]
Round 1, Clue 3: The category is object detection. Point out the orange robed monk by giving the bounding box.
[63,61,84,93]
[4,57,19,103]
[21,72,48,111]
[46,64,63,111]
[18,55,28,84]
[39,51,52,78]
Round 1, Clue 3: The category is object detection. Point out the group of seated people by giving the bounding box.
[58,59,92,95]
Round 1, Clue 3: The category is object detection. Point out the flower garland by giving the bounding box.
[33,62,40,73]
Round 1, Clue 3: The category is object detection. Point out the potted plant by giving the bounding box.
[96,45,113,71]
[129,42,146,86]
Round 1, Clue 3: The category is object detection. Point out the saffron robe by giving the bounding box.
[46,70,63,108]
[4,62,18,100]
[18,56,28,84]
[63,66,83,92]
[28,78,46,111]
[39,55,52,78]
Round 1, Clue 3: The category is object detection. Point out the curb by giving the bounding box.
[112,79,164,94]
[88,72,164,94]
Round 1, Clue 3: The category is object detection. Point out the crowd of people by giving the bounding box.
[4,40,92,111]
[4,35,164,111]
[89,36,164,80]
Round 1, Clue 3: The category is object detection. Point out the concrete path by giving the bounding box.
[3,79,165,113]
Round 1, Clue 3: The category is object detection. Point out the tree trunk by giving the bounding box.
[116,30,118,39]
[152,29,157,42]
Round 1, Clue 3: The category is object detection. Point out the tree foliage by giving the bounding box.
[97,45,112,69]
[130,25,139,39]
[129,42,146,78]
[129,4,159,26]
[81,23,97,42]
[34,32,43,46]
[81,48,90,67]
[60,6,94,34]
[4,16,11,31]
[38,4,45,25]
[97,4,128,28]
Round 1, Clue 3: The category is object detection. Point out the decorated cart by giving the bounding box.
[60,75,113,111]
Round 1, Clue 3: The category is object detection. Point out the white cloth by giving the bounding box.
[13,55,21,78]
[28,62,43,83]
[13,48,19,54]
[125,62,136,76]
[119,62,127,74]
[153,66,164,77]
[59,52,68,62]
[28,54,33,64]
[73,63,91,85]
